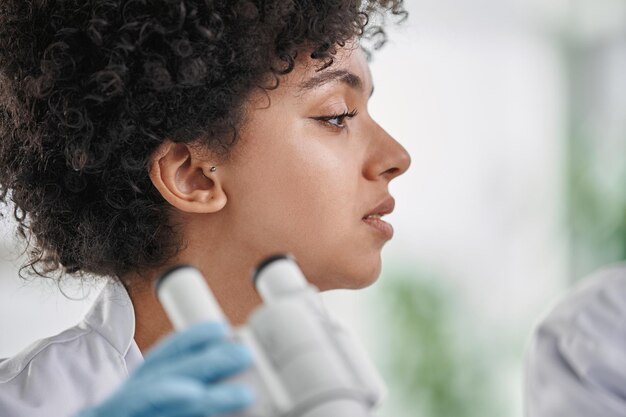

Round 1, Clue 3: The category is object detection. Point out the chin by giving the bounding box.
[344,270,381,290]
[315,259,382,291]
[292,249,382,291]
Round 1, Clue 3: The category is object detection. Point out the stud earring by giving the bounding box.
[209,166,217,172]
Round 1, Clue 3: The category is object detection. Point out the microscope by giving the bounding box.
[155,253,386,417]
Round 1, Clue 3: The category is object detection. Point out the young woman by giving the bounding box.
[0,1,411,416]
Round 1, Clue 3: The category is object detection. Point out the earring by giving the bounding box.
[209,166,217,172]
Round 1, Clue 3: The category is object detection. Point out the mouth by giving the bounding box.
[361,196,395,239]
[362,215,394,239]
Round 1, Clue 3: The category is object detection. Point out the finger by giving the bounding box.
[198,383,256,417]
[119,378,254,417]
[139,341,253,383]
[140,321,229,371]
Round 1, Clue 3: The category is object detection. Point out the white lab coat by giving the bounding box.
[525,263,626,416]
[0,279,143,417]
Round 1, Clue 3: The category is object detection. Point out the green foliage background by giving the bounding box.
[370,267,508,417]
[566,41,626,280]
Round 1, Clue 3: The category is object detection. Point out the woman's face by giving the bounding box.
[219,41,411,291]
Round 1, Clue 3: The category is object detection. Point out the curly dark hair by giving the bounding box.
[0,0,407,281]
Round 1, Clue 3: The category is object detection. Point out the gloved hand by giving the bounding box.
[75,321,254,417]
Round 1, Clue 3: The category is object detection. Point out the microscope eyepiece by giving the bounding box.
[153,264,195,295]
[155,264,226,329]
[252,253,311,303]
[251,253,293,286]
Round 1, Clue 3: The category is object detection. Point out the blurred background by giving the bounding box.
[1,1,625,417]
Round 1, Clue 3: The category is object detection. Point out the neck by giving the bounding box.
[123,242,264,354]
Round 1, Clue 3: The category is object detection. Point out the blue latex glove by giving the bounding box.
[76,321,254,417]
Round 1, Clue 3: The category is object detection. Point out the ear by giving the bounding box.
[148,140,227,214]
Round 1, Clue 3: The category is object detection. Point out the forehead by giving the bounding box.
[244,42,373,110]
[285,43,374,97]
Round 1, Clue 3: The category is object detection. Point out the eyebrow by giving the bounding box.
[298,69,375,98]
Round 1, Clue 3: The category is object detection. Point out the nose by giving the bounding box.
[363,122,412,181]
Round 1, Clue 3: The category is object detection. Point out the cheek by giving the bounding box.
[229,124,381,289]
[271,172,382,291]
[257,156,350,240]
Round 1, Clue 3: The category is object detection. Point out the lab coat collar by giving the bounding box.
[82,279,136,358]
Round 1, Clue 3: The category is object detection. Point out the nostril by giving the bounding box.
[382,167,400,177]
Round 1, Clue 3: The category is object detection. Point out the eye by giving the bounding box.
[311,108,359,130]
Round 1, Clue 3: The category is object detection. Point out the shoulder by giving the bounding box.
[525,262,626,417]
[0,280,139,417]
[0,322,93,383]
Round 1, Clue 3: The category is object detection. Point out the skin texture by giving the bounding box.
[124,40,411,353]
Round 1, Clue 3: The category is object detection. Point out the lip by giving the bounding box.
[362,216,394,239]
[362,196,396,240]
[363,196,395,218]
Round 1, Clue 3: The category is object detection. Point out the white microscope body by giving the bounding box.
[156,254,386,417]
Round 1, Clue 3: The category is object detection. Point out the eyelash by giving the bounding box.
[312,108,359,130]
